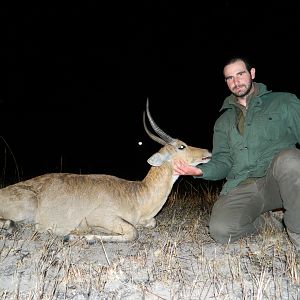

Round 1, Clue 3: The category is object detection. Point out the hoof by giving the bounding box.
[63,235,71,243]
[86,239,96,245]
[0,219,15,235]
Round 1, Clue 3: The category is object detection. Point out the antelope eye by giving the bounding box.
[178,145,186,150]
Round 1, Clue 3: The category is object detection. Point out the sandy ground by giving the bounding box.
[1,182,300,299]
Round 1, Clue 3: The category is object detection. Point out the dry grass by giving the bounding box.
[1,178,300,299]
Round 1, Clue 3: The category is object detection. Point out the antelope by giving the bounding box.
[0,100,211,242]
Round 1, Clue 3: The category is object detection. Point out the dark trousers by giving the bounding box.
[209,149,300,248]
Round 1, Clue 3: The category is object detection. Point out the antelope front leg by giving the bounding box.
[66,218,140,243]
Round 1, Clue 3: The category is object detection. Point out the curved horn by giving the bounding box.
[143,112,166,145]
[145,98,175,144]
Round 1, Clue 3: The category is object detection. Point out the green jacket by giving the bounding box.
[198,82,300,195]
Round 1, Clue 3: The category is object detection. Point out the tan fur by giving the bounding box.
[0,140,210,242]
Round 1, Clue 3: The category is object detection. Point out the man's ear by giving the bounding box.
[250,67,256,80]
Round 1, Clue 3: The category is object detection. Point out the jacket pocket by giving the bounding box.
[254,113,282,141]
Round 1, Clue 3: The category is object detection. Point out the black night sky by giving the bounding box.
[0,1,299,184]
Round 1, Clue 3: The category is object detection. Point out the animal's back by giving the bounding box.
[0,173,142,234]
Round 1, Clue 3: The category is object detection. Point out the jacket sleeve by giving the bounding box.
[194,116,233,180]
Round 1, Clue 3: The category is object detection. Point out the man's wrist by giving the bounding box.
[195,167,203,176]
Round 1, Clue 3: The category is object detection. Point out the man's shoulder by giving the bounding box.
[256,82,299,101]
[261,91,299,104]
[263,90,298,99]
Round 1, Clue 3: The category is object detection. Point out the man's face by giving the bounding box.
[223,60,256,98]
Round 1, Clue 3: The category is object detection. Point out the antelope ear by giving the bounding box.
[147,152,171,166]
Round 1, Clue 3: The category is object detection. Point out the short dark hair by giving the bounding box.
[223,56,253,72]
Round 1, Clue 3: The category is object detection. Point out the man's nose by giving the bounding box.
[233,77,239,84]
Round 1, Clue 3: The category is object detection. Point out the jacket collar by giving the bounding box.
[219,82,272,112]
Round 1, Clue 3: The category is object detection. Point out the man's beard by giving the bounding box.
[232,82,253,98]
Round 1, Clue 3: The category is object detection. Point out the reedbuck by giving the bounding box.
[0,100,211,242]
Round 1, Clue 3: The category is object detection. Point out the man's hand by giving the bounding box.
[173,160,203,176]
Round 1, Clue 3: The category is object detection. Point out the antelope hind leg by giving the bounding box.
[138,217,156,228]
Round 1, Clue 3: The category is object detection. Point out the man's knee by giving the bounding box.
[274,149,300,172]
[209,214,261,244]
[209,219,237,244]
